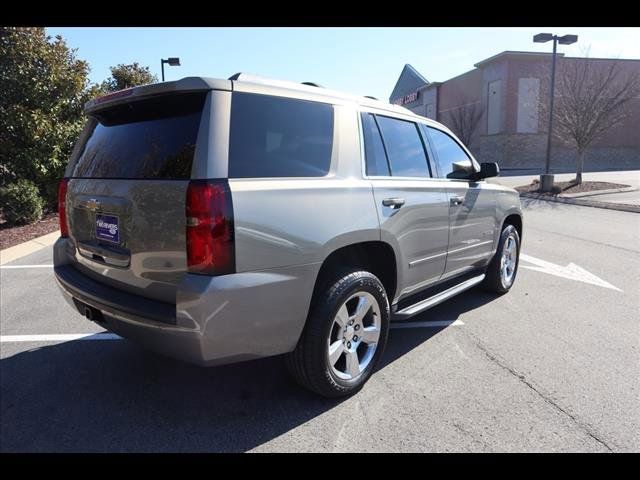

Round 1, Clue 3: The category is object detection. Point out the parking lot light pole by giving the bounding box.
[533,33,578,192]
[161,57,181,82]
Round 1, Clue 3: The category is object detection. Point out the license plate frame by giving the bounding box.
[95,214,120,244]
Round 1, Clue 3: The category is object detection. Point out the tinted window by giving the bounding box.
[376,116,429,177]
[70,93,206,179]
[229,93,334,178]
[361,113,390,176]
[427,127,473,179]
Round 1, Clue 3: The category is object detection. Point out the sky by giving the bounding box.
[47,27,640,101]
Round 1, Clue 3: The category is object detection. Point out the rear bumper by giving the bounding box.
[53,237,319,366]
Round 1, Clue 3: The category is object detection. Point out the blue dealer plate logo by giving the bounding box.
[96,214,119,243]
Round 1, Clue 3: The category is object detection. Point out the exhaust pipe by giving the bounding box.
[72,298,104,323]
[81,303,104,323]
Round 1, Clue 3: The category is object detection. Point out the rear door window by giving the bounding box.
[70,92,206,179]
[361,113,390,176]
[375,116,430,178]
[228,92,334,178]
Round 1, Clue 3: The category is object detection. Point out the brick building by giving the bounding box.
[390,51,640,172]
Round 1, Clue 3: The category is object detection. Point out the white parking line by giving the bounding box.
[391,319,464,329]
[0,264,53,269]
[0,322,461,343]
[0,333,121,343]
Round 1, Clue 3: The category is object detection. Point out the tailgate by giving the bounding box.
[64,91,208,303]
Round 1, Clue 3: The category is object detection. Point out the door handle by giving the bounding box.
[450,196,465,206]
[382,197,405,208]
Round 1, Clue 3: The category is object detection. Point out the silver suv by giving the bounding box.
[54,74,522,397]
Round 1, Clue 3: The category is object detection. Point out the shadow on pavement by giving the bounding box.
[519,196,564,210]
[0,288,497,452]
[380,288,498,370]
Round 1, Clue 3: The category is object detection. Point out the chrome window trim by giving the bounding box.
[422,124,482,182]
[358,109,437,182]
[357,107,486,185]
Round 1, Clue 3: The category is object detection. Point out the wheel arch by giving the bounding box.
[311,240,399,311]
[502,212,523,242]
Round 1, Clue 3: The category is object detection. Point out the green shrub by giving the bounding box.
[1,28,94,198]
[42,181,61,210]
[1,180,44,226]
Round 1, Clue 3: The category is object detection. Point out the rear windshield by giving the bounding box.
[69,92,206,179]
[228,92,334,178]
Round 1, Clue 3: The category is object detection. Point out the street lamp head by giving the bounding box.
[558,34,578,45]
[160,57,181,82]
[533,33,554,43]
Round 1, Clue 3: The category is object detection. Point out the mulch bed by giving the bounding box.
[0,212,60,250]
[515,180,629,196]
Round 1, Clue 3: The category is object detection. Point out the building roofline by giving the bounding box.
[403,63,429,83]
[417,64,482,93]
[418,81,441,91]
[563,55,640,62]
[394,50,640,101]
[437,66,482,85]
[474,50,640,68]
[389,63,429,101]
[474,50,566,67]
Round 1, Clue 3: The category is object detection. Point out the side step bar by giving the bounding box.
[393,274,485,320]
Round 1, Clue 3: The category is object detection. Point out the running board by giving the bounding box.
[392,274,485,320]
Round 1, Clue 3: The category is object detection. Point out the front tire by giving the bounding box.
[285,270,390,398]
[482,224,520,294]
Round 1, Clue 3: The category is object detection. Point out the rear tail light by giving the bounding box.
[58,178,69,237]
[185,180,235,275]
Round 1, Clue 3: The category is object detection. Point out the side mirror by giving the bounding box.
[446,160,475,180]
[475,162,500,180]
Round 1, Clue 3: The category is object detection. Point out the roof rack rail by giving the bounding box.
[225,73,414,114]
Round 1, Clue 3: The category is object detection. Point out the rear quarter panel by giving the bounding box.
[230,178,380,272]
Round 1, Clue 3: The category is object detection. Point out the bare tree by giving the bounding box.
[445,100,485,147]
[549,57,640,184]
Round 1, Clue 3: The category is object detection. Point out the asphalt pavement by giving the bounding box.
[1,199,639,452]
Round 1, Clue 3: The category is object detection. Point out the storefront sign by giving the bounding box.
[392,91,419,105]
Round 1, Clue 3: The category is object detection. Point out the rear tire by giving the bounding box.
[285,269,390,398]
[482,224,520,294]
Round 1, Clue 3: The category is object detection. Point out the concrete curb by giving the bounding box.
[561,186,637,199]
[519,193,640,213]
[0,230,60,265]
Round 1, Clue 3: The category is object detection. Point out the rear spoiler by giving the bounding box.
[84,77,232,114]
